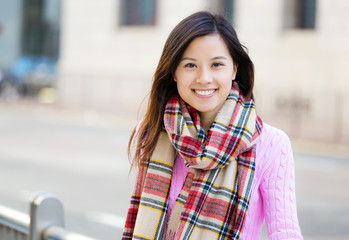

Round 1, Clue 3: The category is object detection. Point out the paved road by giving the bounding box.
[0,102,348,239]
[294,152,349,239]
[0,103,135,239]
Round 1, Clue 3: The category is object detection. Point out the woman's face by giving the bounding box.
[174,34,237,120]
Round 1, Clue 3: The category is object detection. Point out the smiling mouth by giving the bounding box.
[194,89,216,96]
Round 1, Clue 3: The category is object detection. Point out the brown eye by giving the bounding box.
[212,62,224,68]
[185,63,196,68]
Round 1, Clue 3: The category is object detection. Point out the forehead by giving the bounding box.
[183,34,230,57]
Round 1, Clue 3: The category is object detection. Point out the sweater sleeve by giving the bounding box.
[260,130,303,240]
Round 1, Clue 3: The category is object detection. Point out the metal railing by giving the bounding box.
[0,192,98,240]
[0,204,29,240]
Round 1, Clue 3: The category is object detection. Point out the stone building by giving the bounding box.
[1,0,348,143]
[58,0,349,143]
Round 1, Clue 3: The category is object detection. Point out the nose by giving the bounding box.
[196,67,213,84]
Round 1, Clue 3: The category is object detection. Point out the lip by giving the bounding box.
[193,89,216,98]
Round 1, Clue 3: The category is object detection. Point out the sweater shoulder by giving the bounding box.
[257,123,291,151]
[255,123,293,172]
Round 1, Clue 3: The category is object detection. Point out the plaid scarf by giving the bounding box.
[123,82,263,240]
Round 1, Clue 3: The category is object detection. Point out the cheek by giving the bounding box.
[175,72,191,89]
[176,81,189,97]
[222,78,233,96]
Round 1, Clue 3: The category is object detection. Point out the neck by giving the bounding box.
[199,112,216,133]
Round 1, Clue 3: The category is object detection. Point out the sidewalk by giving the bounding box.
[0,99,139,131]
[292,137,349,160]
[1,99,348,159]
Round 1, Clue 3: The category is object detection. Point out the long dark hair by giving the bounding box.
[129,11,255,168]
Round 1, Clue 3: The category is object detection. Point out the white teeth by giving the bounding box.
[195,90,215,96]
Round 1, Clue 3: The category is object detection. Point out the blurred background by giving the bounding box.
[0,0,348,239]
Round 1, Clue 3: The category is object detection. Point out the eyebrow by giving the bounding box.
[181,57,196,61]
[212,56,228,60]
[180,56,228,61]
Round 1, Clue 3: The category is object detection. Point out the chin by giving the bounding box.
[196,108,217,115]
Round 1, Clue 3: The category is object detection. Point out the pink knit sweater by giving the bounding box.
[168,123,303,239]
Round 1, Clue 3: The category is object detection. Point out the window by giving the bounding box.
[284,0,317,29]
[209,0,235,24]
[120,0,157,26]
[300,0,316,28]
[21,0,61,57]
[220,0,235,23]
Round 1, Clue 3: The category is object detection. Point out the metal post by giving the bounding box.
[29,192,65,240]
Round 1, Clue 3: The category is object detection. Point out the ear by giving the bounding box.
[232,64,238,80]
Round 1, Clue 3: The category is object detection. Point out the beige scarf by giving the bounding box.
[123,82,263,239]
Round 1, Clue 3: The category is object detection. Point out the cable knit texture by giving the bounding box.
[168,123,303,239]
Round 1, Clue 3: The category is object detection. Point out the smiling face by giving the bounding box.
[174,34,237,124]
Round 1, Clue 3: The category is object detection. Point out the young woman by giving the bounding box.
[123,11,303,240]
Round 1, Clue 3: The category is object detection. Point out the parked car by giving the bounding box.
[10,56,57,96]
[0,68,19,100]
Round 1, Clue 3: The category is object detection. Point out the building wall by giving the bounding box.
[58,0,349,143]
[230,0,349,143]
[58,0,208,115]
